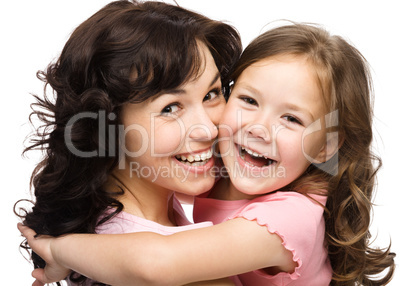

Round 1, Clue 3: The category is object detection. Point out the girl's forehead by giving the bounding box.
[250,53,310,68]
[246,54,331,111]
[238,54,315,85]
[233,55,328,117]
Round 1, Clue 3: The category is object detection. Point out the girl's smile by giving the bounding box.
[219,55,329,197]
[237,144,277,168]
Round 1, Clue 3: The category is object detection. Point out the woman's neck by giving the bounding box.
[106,167,176,226]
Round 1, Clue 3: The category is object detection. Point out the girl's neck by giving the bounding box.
[106,167,176,227]
[210,177,257,201]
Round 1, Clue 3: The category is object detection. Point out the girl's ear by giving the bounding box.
[313,132,344,164]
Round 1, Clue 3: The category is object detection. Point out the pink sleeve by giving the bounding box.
[228,192,325,280]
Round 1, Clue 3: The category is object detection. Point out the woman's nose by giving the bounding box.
[187,111,218,141]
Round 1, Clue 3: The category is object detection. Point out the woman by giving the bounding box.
[15,1,241,285]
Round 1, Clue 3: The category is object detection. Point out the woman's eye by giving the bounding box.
[203,89,221,102]
[161,104,180,115]
[240,96,258,106]
[283,115,302,125]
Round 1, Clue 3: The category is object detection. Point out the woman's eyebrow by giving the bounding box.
[164,71,221,96]
[208,72,221,88]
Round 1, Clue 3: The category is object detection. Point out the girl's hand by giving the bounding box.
[17,223,71,285]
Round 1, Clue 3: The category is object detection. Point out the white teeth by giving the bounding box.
[175,148,213,164]
[240,146,276,167]
[241,147,266,158]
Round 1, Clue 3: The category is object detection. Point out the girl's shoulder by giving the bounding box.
[230,191,327,233]
[252,190,327,208]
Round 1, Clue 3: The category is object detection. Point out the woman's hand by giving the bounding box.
[17,223,71,285]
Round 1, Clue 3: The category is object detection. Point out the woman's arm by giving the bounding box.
[19,218,295,285]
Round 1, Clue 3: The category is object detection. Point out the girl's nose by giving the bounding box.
[246,122,272,143]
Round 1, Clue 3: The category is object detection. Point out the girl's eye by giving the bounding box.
[283,115,302,125]
[240,96,258,106]
[161,103,180,115]
[203,88,221,102]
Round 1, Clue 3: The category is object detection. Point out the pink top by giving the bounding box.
[194,191,332,286]
[67,195,212,286]
[96,195,212,235]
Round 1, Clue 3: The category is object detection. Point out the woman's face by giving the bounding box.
[219,55,329,196]
[120,42,225,196]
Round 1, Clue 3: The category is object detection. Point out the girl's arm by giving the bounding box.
[19,218,295,285]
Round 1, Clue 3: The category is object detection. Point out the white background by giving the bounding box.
[2,0,401,284]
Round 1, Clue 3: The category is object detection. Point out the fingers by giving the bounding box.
[17,223,37,240]
[19,223,67,285]
[32,268,47,284]
[18,224,46,286]
[32,280,45,286]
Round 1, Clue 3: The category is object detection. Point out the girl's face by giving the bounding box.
[120,43,225,196]
[219,55,329,196]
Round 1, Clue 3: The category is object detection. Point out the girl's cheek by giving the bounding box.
[219,99,236,122]
[300,131,326,162]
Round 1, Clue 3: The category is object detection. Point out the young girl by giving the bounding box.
[15,1,242,285]
[19,23,396,285]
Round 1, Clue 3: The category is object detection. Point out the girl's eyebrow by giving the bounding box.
[234,83,262,97]
[235,83,315,121]
[283,102,314,121]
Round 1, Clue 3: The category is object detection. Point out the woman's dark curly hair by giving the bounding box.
[15,1,241,285]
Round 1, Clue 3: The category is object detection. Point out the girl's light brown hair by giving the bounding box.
[231,23,395,285]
